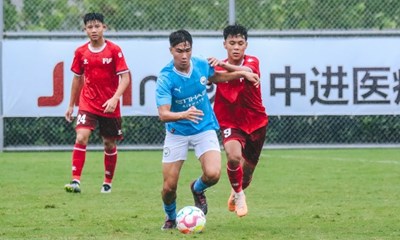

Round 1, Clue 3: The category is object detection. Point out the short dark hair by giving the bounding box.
[169,29,193,47]
[223,24,248,41]
[83,12,104,25]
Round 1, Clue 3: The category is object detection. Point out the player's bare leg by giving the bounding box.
[242,160,257,190]
[161,160,183,229]
[192,150,221,215]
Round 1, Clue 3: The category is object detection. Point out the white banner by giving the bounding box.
[3,37,400,117]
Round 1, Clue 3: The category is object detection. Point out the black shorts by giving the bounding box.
[75,110,123,140]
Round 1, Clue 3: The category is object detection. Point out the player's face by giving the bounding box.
[224,34,248,63]
[84,20,105,42]
[170,41,192,73]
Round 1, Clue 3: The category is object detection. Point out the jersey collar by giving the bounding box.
[173,60,193,78]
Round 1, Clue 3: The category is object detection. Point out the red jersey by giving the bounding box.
[214,55,268,134]
[71,40,129,118]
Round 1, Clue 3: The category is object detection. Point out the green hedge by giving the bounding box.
[4,115,400,147]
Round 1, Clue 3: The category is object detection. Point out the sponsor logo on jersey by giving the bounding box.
[175,89,206,105]
[103,58,112,64]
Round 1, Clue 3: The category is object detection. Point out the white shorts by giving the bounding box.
[162,130,221,163]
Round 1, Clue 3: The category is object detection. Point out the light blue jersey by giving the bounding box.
[156,56,219,136]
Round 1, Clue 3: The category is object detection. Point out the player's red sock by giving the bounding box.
[227,162,243,193]
[71,143,86,181]
[104,146,117,184]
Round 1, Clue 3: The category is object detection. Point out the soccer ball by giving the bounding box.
[176,206,206,234]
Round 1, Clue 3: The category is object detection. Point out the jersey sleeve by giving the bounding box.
[197,56,215,78]
[70,49,83,76]
[244,56,260,76]
[155,74,172,107]
[113,45,129,74]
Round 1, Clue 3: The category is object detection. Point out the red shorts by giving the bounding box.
[75,110,123,140]
[220,126,267,165]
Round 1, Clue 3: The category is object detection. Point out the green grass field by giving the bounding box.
[0,149,399,240]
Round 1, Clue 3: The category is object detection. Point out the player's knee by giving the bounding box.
[227,158,241,169]
[103,141,116,151]
[75,135,89,145]
[162,184,177,195]
[205,169,221,183]
[226,152,242,165]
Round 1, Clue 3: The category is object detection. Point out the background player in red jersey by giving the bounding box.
[64,12,130,194]
[208,24,268,217]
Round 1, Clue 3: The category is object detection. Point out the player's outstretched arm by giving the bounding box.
[208,57,252,73]
[209,71,260,86]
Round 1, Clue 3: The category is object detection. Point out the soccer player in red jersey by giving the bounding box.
[208,24,268,217]
[64,12,130,194]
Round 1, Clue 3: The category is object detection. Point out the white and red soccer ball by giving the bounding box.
[176,206,206,234]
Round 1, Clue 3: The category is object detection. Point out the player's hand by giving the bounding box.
[65,107,74,123]
[102,97,119,113]
[182,106,204,124]
[207,57,223,68]
[244,72,260,87]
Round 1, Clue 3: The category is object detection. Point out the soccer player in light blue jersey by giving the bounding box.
[156,29,260,230]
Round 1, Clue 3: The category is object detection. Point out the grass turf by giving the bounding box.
[0,149,399,239]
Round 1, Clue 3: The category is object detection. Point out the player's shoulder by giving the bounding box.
[105,39,118,46]
[244,55,259,63]
[159,60,174,74]
[191,56,211,71]
[191,55,208,64]
[105,39,123,51]
[157,61,174,82]
[75,41,90,52]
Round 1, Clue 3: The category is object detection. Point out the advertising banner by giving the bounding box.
[3,37,400,117]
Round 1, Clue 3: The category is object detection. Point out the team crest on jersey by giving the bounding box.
[200,76,207,85]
